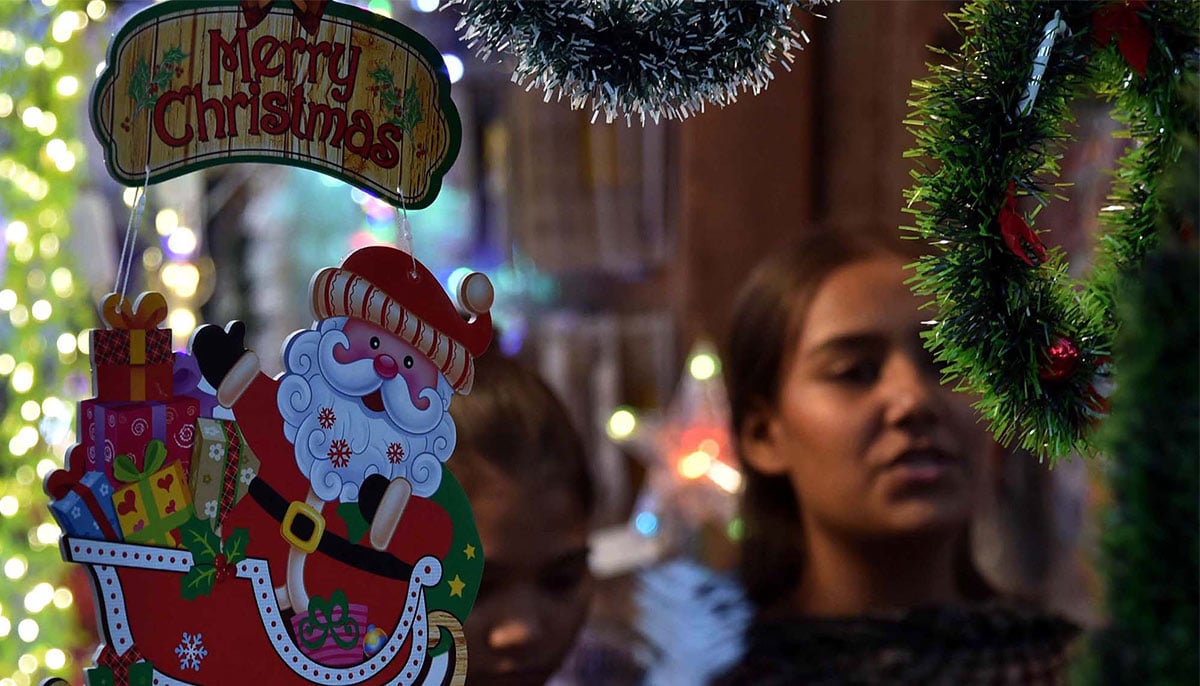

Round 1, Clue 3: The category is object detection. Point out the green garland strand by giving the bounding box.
[1073,138,1198,684]
[449,0,830,124]
[903,0,1198,459]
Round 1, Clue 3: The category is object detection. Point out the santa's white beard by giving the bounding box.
[277,318,456,503]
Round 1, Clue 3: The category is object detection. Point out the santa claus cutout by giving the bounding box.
[180,245,492,682]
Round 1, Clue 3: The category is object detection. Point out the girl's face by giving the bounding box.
[461,459,593,686]
[743,256,992,542]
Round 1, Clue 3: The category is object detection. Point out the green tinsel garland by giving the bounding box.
[1072,138,1198,684]
[903,0,1198,459]
[449,0,832,124]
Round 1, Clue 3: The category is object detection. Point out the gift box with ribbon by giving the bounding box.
[290,590,368,667]
[190,418,261,532]
[47,470,124,541]
[112,439,194,548]
[90,292,174,402]
[81,395,200,480]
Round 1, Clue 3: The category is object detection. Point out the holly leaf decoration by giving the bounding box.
[127,57,150,103]
[179,515,222,565]
[369,65,394,86]
[162,46,188,66]
[400,83,423,136]
[224,528,249,565]
[181,564,216,601]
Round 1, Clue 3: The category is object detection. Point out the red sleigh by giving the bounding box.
[49,438,470,686]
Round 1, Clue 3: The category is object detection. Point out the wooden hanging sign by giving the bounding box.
[90,0,461,209]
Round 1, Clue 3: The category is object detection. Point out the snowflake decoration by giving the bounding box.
[208,443,225,462]
[328,439,352,468]
[386,442,405,464]
[240,467,256,485]
[70,505,81,518]
[175,631,208,671]
[201,422,222,440]
[203,500,218,518]
[318,406,337,430]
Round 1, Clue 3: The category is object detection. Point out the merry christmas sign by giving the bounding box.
[90,0,460,209]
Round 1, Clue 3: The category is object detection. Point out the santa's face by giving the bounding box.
[277,317,457,503]
[333,319,440,416]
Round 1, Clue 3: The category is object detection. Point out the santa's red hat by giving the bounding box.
[309,246,493,394]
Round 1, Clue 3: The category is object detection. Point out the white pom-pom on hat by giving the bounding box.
[458,271,494,316]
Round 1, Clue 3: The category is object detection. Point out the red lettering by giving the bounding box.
[371,123,401,168]
[152,89,191,146]
[306,103,346,146]
[222,93,250,137]
[261,90,289,136]
[251,34,283,79]
[208,28,251,86]
[344,110,374,157]
[247,83,261,136]
[289,86,305,139]
[328,43,361,103]
[193,91,226,141]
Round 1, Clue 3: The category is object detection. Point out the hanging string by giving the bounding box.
[113,165,152,306]
[393,152,421,279]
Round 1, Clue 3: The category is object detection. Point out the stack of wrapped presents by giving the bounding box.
[46,292,260,549]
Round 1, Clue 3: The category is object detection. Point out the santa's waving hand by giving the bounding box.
[190,245,493,617]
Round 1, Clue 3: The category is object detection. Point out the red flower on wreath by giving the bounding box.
[386,442,405,465]
[328,439,352,468]
[318,407,336,430]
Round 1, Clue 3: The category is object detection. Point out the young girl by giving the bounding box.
[449,352,604,686]
[716,231,1080,684]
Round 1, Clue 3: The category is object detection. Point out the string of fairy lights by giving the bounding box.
[0,0,112,682]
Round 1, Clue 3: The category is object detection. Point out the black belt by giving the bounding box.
[247,478,414,581]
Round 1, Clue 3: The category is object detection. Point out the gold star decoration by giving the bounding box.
[463,543,476,560]
[447,574,466,598]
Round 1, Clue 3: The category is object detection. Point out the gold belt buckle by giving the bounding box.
[281,501,324,554]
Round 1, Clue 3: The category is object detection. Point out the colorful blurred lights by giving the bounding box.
[31,300,52,321]
[689,353,718,380]
[6,221,28,244]
[168,309,196,336]
[413,0,440,12]
[166,227,197,255]
[51,588,72,609]
[678,450,712,480]
[12,363,34,393]
[87,0,107,20]
[0,496,17,517]
[24,583,53,613]
[606,407,637,440]
[442,54,464,84]
[55,75,78,97]
[17,619,38,642]
[155,209,178,235]
[4,557,27,580]
[634,511,658,536]
[19,401,39,421]
[45,648,66,670]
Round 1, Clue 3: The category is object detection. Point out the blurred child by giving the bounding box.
[450,353,596,685]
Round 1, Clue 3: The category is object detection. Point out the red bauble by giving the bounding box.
[1039,336,1080,381]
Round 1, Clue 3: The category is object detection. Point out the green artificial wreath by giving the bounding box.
[904,0,1198,459]
[449,0,833,124]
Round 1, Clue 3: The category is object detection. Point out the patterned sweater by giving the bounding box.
[713,604,1079,685]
